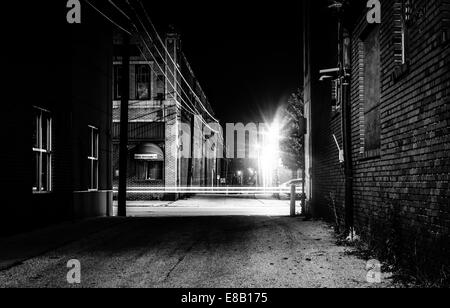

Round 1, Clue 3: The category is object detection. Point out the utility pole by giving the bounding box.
[118,33,130,217]
[187,114,195,189]
[300,116,307,216]
[337,5,354,234]
[204,127,208,187]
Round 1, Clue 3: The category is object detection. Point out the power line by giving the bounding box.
[131,20,221,135]
[107,0,130,21]
[108,0,223,140]
[84,0,131,35]
[135,0,220,124]
[122,1,213,124]
[90,0,223,138]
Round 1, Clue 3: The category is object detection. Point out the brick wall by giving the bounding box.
[306,0,450,258]
[348,0,450,241]
[1,2,114,235]
[304,0,344,222]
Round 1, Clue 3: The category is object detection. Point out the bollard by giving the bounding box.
[290,184,296,217]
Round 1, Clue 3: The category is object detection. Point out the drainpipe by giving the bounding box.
[337,10,354,234]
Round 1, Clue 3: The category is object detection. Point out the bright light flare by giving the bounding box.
[260,120,282,188]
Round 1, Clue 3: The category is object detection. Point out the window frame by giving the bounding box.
[358,25,382,160]
[400,0,412,64]
[156,74,166,101]
[135,160,164,182]
[146,161,164,181]
[113,65,122,100]
[33,107,52,193]
[135,64,152,100]
[393,0,412,65]
[88,126,99,191]
[442,0,450,45]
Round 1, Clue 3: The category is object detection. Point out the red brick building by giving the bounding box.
[303,0,449,265]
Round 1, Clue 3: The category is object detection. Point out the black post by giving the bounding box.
[204,155,208,187]
[300,116,307,216]
[290,185,297,217]
[118,33,130,217]
[302,167,307,215]
[187,114,195,188]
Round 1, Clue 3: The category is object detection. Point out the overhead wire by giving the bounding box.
[135,0,220,124]
[85,0,223,139]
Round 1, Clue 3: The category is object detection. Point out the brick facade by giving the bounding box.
[304,0,449,264]
[1,3,114,235]
[112,30,221,201]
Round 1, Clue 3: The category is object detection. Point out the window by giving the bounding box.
[136,65,151,100]
[33,107,52,193]
[393,0,411,65]
[156,108,164,121]
[146,161,163,180]
[136,161,163,181]
[441,0,450,45]
[113,65,122,100]
[88,127,99,191]
[362,26,381,158]
[156,75,166,101]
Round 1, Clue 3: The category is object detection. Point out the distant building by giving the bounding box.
[303,0,449,255]
[112,30,222,200]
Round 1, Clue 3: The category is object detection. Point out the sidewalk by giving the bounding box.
[113,201,174,208]
[0,217,127,271]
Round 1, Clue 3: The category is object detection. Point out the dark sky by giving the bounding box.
[147,1,303,124]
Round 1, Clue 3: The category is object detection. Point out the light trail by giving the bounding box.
[112,187,295,195]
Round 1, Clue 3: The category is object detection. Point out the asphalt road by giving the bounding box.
[0,197,393,288]
[113,195,294,217]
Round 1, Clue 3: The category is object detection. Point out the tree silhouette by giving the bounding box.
[280,89,305,177]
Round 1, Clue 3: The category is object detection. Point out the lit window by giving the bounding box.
[88,126,99,191]
[33,107,52,193]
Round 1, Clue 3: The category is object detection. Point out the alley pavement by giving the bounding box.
[0,196,394,288]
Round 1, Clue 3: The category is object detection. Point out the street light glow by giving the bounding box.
[260,120,281,188]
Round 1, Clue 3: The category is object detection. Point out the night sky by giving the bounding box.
[148,1,303,124]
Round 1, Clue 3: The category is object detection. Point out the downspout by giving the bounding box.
[338,11,355,235]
